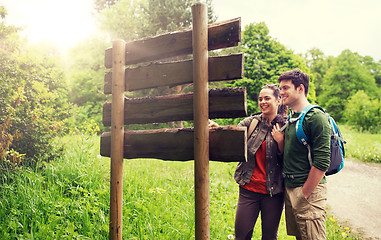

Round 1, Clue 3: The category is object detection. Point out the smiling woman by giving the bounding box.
[3,0,96,50]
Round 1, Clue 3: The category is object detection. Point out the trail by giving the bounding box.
[327,158,381,239]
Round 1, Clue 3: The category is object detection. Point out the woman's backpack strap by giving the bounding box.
[247,118,259,140]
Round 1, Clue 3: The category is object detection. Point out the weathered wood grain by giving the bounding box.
[104,18,241,68]
[100,125,247,162]
[102,87,247,126]
[104,53,243,93]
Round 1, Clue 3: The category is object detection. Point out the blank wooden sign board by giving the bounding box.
[100,3,246,240]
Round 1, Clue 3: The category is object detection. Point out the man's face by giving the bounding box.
[279,79,300,108]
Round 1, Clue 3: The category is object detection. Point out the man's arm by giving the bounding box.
[302,166,326,199]
[302,109,330,198]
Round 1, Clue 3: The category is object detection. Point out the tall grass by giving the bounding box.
[0,134,362,239]
[0,135,110,239]
[339,124,381,163]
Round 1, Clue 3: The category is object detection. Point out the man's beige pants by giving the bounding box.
[285,184,327,240]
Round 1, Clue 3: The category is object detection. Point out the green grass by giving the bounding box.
[0,134,364,239]
[339,124,381,163]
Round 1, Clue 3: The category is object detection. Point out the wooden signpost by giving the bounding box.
[100,3,246,239]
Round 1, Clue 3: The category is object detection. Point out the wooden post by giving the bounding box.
[192,3,209,240]
[109,40,125,240]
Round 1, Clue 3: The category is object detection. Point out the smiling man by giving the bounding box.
[278,69,331,240]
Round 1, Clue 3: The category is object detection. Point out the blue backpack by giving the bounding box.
[281,104,346,176]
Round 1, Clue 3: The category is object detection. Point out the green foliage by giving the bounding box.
[356,54,381,87]
[318,49,379,121]
[0,5,6,19]
[0,112,23,168]
[140,0,216,37]
[343,90,381,133]
[97,0,216,41]
[141,0,193,35]
[0,15,70,168]
[70,119,101,136]
[228,22,312,115]
[0,54,69,167]
[305,48,334,97]
[97,0,143,41]
[0,21,21,55]
[65,38,110,131]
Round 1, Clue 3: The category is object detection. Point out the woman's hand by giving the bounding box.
[208,119,219,128]
[271,123,284,152]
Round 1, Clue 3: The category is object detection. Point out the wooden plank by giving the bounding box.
[104,18,241,68]
[104,53,243,94]
[100,126,247,162]
[102,87,247,126]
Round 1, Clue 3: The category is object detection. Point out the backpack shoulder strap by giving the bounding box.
[247,118,259,140]
[279,112,293,132]
[295,104,325,167]
[295,104,324,145]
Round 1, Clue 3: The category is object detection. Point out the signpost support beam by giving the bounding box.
[109,40,126,240]
[192,3,209,240]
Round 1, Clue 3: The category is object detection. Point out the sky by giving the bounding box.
[1,0,96,50]
[212,0,381,61]
[1,0,380,61]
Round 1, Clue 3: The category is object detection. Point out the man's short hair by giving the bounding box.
[278,69,310,96]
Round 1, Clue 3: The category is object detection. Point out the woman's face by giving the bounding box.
[258,88,280,116]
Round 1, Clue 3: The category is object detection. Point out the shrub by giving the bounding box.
[344,90,381,133]
[0,54,70,168]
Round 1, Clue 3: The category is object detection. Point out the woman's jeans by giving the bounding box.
[235,187,284,240]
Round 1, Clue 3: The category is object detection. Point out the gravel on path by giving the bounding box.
[327,158,381,239]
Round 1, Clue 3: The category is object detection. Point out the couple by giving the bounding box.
[211,69,330,240]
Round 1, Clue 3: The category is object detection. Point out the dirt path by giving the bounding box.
[327,158,381,239]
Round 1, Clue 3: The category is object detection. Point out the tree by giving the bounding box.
[97,0,143,41]
[229,22,311,116]
[140,0,216,37]
[344,90,381,133]
[94,0,119,12]
[0,5,6,19]
[356,54,381,87]
[97,0,216,41]
[318,49,379,121]
[65,38,110,128]
[0,6,21,55]
[305,48,332,97]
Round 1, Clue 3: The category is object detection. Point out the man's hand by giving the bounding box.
[303,166,326,199]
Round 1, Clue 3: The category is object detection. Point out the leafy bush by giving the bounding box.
[344,90,381,133]
[0,12,72,168]
[0,54,70,168]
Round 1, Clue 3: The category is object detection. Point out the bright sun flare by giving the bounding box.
[3,0,96,50]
